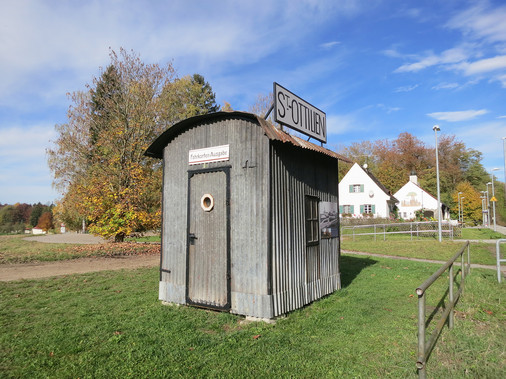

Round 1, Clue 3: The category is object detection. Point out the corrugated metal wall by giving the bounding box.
[270,142,340,317]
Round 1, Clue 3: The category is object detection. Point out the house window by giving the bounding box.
[361,204,375,214]
[343,205,353,214]
[350,184,364,193]
[305,195,319,246]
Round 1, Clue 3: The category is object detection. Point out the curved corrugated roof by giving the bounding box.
[145,111,352,163]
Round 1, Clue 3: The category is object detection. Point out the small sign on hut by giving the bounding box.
[145,91,350,319]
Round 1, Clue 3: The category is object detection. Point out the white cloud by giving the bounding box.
[326,114,357,135]
[496,74,506,87]
[377,104,401,114]
[320,41,341,49]
[446,3,506,44]
[459,55,506,75]
[0,125,58,203]
[394,46,471,73]
[394,84,419,92]
[427,109,489,122]
[0,0,368,109]
[432,82,459,90]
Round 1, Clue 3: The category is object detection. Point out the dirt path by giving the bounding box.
[0,255,160,282]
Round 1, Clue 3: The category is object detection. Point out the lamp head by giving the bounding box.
[432,125,440,132]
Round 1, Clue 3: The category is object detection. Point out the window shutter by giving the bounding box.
[360,184,364,192]
[350,205,354,214]
[339,205,343,214]
[360,205,364,214]
[349,185,353,193]
[372,204,376,214]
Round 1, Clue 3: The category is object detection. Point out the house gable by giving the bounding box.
[394,180,440,219]
[339,163,397,218]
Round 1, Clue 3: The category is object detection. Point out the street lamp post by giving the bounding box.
[486,182,492,226]
[457,191,463,224]
[480,193,487,226]
[481,191,488,226]
[491,168,500,232]
[433,125,442,242]
[461,197,465,224]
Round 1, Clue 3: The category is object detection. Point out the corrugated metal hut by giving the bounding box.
[145,111,351,319]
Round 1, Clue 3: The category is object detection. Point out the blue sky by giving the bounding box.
[1,0,506,204]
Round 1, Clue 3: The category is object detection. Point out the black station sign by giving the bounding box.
[273,82,327,143]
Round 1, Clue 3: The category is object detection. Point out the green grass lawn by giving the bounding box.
[342,239,504,266]
[1,256,504,378]
[125,234,161,243]
[461,227,506,240]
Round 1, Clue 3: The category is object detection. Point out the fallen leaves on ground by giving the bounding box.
[66,242,160,258]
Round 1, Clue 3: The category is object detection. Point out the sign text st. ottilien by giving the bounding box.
[273,82,327,143]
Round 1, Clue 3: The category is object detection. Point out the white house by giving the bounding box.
[339,163,398,218]
[394,173,449,220]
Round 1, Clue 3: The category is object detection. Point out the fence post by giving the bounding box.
[495,240,505,283]
[384,224,386,241]
[461,252,465,281]
[374,224,377,242]
[449,264,454,329]
[467,242,471,276]
[411,223,413,241]
[353,226,355,242]
[416,292,426,378]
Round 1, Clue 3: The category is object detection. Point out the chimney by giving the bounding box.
[409,171,418,185]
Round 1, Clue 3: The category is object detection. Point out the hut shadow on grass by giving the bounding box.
[340,255,378,288]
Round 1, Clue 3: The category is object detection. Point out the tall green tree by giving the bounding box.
[48,49,219,241]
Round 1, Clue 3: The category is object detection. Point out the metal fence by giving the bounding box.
[341,221,461,241]
[415,241,471,378]
[496,239,506,283]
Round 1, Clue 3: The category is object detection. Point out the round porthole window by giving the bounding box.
[201,194,214,212]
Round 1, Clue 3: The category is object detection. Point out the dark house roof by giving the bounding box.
[145,111,352,163]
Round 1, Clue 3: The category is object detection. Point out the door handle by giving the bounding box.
[189,233,197,240]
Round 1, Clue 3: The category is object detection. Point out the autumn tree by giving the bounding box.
[48,49,219,241]
[452,182,482,225]
[248,92,273,120]
[36,211,54,231]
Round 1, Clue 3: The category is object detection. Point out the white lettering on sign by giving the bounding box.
[189,145,230,165]
[274,82,327,143]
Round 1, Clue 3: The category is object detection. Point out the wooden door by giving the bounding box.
[187,168,230,310]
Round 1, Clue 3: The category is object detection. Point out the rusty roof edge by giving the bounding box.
[144,111,353,163]
[255,116,352,163]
